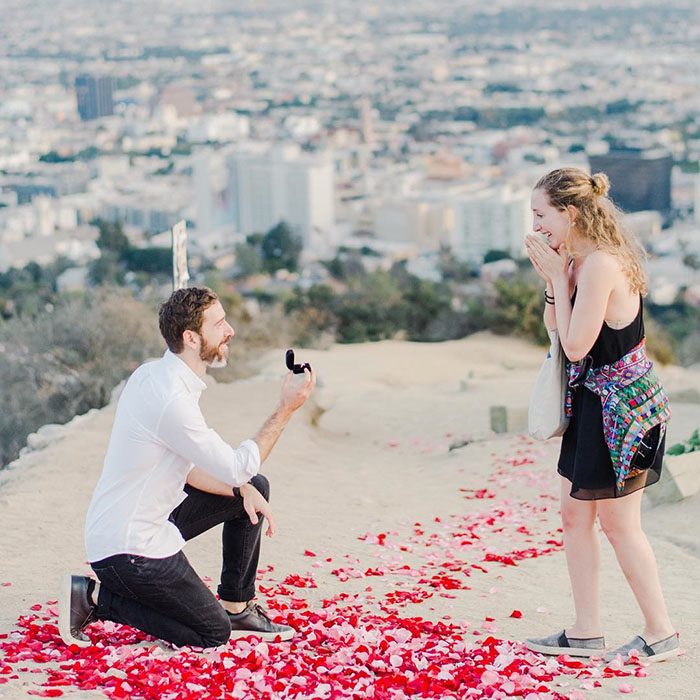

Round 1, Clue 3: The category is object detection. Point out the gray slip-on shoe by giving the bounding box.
[526,629,605,657]
[58,574,97,648]
[605,633,680,663]
[227,601,295,642]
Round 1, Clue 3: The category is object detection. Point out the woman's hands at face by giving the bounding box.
[525,235,568,284]
[526,236,551,282]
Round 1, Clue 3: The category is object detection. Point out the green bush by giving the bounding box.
[122,247,172,274]
[667,429,700,456]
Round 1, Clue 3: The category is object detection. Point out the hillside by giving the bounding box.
[0,334,698,699]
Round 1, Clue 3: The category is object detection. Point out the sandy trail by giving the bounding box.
[1,334,698,698]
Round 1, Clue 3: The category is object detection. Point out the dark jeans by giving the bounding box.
[90,473,269,648]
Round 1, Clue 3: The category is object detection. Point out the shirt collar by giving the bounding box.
[163,350,208,394]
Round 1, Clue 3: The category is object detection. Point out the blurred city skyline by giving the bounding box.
[1,0,699,302]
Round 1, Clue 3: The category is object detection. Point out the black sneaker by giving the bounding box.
[227,601,295,642]
[58,574,97,648]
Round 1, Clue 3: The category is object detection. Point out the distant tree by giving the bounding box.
[39,150,75,163]
[154,161,174,176]
[0,259,72,317]
[24,261,43,284]
[401,277,453,340]
[360,245,381,257]
[234,241,263,277]
[324,257,345,280]
[122,247,172,274]
[682,253,699,276]
[323,253,365,280]
[483,249,512,264]
[491,276,549,345]
[261,221,302,273]
[95,219,130,255]
[438,247,476,282]
[88,252,125,286]
[76,145,100,161]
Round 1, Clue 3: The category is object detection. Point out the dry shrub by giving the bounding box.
[0,289,163,466]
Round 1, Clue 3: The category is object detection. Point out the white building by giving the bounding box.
[226,143,335,258]
[100,180,191,234]
[451,185,530,263]
[370,181,530,263]
[187,113,250,143]
[374,197,452,251]
[0,196,78,241]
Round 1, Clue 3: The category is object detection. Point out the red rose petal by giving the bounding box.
[0,441,643,699]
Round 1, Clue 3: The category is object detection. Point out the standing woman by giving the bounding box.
[523,167,679,662]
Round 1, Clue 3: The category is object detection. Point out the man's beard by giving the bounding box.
[198,335,230,367]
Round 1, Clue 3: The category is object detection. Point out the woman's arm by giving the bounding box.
[544,281,557,331]
[551,251,615,361]
[525,236,557,332]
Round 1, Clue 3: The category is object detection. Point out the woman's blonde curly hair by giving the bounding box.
[535,167,647,295]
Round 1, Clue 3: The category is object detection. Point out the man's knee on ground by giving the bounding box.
[199,609,232,648]
[251,473,270,500]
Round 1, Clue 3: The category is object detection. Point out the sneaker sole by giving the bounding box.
[646,647,681,663]
[605,648,680,664]
[57,574,91,648]
[229,628,295,642]
[525,640,603,657]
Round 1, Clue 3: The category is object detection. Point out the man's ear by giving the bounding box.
[182,329,200,350]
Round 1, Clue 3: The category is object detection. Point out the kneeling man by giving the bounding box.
[59,287,314,648]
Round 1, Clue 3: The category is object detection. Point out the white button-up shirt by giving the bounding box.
[85,350,260,562]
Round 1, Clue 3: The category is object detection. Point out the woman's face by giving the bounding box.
[531,189,570,250]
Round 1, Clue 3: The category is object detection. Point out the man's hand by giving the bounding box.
[253,366,317,463]
[279,367,316,413]
[240,483,276,537]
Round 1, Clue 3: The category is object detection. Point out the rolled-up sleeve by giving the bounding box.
[156,396,260,486]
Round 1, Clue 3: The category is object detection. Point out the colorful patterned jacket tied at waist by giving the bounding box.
[565,339,671,490]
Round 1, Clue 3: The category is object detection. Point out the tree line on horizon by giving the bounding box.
[1,225,698,468]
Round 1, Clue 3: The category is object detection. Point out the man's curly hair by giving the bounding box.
[159,287,219,353]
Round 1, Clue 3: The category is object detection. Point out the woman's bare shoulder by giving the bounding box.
[576,251,625,297]
[587,249,618,266]
[581,250,621,276]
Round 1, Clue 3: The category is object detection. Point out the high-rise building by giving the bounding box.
[75,75,114,121]
[588,148,672,222]
[451,185,530,263]
[226,144,335,257]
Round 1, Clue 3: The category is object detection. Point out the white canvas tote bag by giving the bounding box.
[528,328,570,440]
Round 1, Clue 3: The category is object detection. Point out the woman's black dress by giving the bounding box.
[558,294,665,500]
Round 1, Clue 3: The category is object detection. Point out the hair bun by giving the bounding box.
[591,172,610,197]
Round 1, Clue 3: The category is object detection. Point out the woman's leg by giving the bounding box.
[597,489,675,643]
[560,477,603,637]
